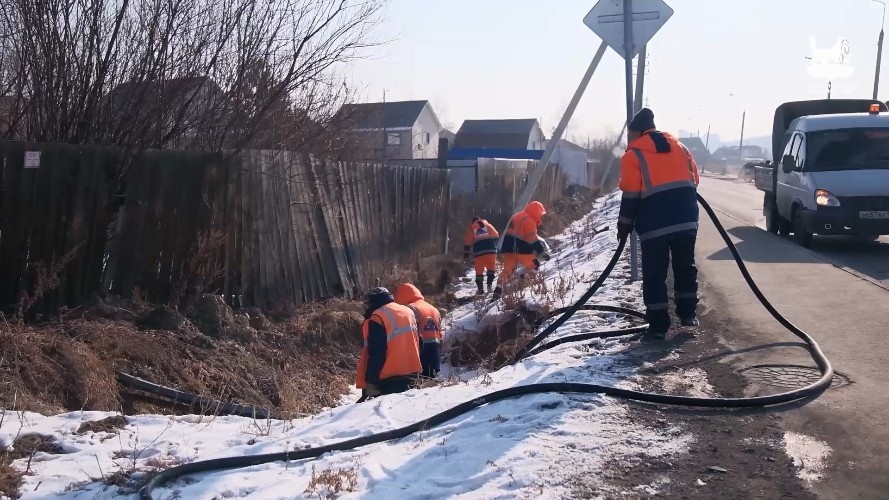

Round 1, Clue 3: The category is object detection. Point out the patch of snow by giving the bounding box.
[0,192,694,499]
[784,431,832,484]
[658,368,718,398]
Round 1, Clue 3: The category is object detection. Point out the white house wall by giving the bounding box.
[412,104,442,159]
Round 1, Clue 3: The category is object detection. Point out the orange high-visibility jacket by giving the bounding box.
[463,219,500,257]
[500,201,546,255]
[395,283,442,343]
[356,302,422,389]
[619,130,699,241]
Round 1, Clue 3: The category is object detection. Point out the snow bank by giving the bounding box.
[1,193,695,499]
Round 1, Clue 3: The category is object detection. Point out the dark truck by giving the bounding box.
[754,99,889,246]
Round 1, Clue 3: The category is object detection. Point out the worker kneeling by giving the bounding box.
[356,287,422,400]
[395,283,442,378]
[493,201,550,299]
[617,108,700,340]
[463,217,500,295]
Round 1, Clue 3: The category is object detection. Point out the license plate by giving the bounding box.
[859,211,889,219]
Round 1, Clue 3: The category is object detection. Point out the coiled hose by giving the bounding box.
[138,193,834,499]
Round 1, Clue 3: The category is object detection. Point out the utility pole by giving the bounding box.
[738,110,746,167]
[703,124,710,174]
[875,0,886,99]
[624,0,639,282]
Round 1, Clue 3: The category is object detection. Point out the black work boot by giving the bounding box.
[643,309,671,340]
[486,272,496,292]
[680,317,700,327]
[475,276,485,295]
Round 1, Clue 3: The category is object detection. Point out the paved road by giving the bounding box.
[693,176,889,498]
[698,174,889,288]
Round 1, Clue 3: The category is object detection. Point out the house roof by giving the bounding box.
[107,76,220,103]
[457,119,539,135]
[678,136,707,151]
[454,119,542,149]
[338,100,430,129]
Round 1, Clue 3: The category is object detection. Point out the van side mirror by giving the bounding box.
[781,155,795,173]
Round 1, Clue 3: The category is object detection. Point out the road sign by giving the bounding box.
[584,0,673,60]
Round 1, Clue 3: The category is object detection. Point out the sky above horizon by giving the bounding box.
[347,0,889,147]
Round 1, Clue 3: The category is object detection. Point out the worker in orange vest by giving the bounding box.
[463,217,500,295]
[394,283,442,378]
[618,107,700,339]
[493,201,550,299]
[356,287,422,401]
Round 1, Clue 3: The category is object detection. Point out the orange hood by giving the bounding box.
[394,283,424,305]
[525,201,546,223]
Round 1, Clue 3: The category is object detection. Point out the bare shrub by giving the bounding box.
[304,463,359,498]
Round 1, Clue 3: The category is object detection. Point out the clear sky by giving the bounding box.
[347,0,889,148]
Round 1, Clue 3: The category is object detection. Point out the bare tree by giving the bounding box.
[0,0,385,169]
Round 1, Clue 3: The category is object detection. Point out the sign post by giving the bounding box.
[584,0,673,281]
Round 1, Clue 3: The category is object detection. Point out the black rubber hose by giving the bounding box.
[139,193,834,499]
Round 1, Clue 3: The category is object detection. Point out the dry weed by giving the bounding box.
[304,463,359,498]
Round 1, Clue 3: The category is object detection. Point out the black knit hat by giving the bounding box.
[628,107,655,132]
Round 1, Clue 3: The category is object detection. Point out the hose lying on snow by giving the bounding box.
[138,193,834,500]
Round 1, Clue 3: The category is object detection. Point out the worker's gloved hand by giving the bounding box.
[532,258,541,270]
[365,383,381,398]
[617,222,633,241]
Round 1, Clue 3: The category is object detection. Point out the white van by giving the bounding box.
[756,102,889,247]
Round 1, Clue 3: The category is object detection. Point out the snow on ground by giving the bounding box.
[1,193,695,499]
[783,431,832,484]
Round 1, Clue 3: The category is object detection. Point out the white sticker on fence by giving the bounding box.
[24,151,41,169]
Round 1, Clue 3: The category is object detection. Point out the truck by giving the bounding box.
[754,99,889,247]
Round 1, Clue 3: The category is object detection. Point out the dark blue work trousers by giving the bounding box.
[640,231,699,333]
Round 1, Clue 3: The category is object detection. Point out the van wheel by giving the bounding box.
[792,211,813,248]
[765,200,781,234]
[778,220,792,236]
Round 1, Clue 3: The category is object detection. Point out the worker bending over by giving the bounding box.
[617,108,701,340]
[395,283,442,378]
[356,287,422,401]
[493,201,550,299]
[463,216,500,295]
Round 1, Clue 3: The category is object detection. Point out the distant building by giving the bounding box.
[454,119,545,150]
[337,100,442,161]
[678,136,710,167]
[105,76,229,148]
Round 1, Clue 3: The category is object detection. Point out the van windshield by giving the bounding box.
[807,127,889,171]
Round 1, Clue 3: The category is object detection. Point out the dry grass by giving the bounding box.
[77,416,128,435]
[304,463,359,498]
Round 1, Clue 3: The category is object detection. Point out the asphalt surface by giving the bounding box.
[693,174,889,498]
[697,174,889,288]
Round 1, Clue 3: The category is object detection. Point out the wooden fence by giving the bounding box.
[0,141,450,313]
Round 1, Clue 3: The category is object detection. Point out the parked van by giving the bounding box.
[754,99,889,247]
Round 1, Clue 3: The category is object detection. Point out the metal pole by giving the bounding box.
[634,45,647,114]
[875,0,886,99]
[876,29,885,99]
[624,0,639,281]
[496,40,609,251]
[738,110,746,167]
[703,124,710,173]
